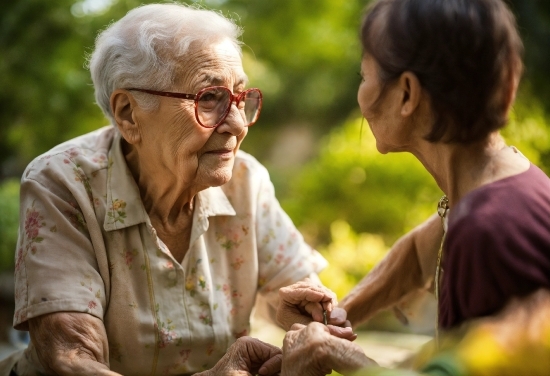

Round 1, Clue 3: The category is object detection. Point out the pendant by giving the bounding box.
[437,195,449,219]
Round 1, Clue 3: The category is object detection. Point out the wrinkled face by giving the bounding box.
[136,38,248,189]
[357,54,406,154]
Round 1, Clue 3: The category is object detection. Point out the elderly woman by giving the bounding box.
[1,3,344,375]
[281,0,550,374]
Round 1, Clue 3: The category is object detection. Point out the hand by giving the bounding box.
[277,279,347,330]
[197,336,282,376]
[281,322,376,376]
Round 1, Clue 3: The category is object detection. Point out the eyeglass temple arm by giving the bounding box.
[126,88,196,100]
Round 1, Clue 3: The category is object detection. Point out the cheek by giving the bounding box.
[169,112,210,152]
[235,128,249,149]
[357,84,373,116]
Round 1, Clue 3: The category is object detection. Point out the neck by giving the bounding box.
[122,140,202,224]
[408,132,528,207]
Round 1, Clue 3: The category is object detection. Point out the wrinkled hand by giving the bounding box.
[197,336,282,376]
[277,279,350,333]
[281,323,376,376]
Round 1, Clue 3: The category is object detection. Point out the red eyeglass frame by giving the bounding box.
[125,86,263,128]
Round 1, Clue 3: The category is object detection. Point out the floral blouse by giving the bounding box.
[13,126,326,375]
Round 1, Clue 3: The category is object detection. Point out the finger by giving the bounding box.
[289,323,307,331]
[279,288,334,306]
[258,353,282,375]
[276,311,313,331]
[279,284,336,306]
[303,301,325,323]
[307,321,332,334]
[327,325,358,341]
[327,307,347,326]
[321,300,334,312]
[246,337,281,357]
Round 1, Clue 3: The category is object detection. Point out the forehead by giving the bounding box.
[176,38,248,90]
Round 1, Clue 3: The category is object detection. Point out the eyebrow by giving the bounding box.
[199,73,249,88]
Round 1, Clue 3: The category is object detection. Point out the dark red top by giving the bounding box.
[439,164,550,329]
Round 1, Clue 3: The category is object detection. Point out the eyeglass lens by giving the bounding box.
[197,88,261,127]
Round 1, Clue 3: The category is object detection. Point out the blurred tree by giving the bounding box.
[0,0,105,179]
[508,0,550,113]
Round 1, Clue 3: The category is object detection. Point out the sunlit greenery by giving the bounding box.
[0,179,19,271]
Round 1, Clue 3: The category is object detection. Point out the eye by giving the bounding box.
[357,71,365,83]
[198,91,220,102]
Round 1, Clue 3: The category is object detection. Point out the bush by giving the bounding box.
[0,179,19,271]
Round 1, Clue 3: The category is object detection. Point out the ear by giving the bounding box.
[398,71,422,117]
[110,89,141,145]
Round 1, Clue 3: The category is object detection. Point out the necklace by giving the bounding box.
[434,195,449,347]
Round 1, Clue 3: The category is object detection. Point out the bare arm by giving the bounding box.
[28,312,121,376]
[340,214,443,327]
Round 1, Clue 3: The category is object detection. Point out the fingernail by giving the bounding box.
[259,366,266,375]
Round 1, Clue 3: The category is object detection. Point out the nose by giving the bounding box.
[215,102,246,136]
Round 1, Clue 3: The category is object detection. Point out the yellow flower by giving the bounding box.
[185,277,194,291]
[112,199,126,210]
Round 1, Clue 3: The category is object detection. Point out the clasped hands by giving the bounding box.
[206,279,374,376]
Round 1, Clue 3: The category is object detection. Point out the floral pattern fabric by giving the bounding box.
[13,126,326,375]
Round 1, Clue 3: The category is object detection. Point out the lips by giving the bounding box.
[206,148,234,154]
[206,141,237,154]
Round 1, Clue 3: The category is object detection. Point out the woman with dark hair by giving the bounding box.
[280,0,550,374]
[349,0,550,334]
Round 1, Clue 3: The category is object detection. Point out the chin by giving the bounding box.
[206,168,233,187]
[375,142,390,155]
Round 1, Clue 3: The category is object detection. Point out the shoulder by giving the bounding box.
[22,126,115,184]
[451,165,550,232]
[447,168,550,256]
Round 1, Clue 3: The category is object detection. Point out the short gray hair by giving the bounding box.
[88,3,243,124]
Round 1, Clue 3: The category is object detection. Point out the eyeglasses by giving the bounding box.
[126,86,263,128]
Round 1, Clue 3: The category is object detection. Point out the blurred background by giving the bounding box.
[0,0,549,364]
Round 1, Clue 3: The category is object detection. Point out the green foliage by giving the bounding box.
[283,115,441,249]
[503,89,550,174]
[318,220,388,299]
[508,0,550,115]
[0,179,20,271]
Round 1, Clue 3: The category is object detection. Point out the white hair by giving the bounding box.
[88,3,243,124]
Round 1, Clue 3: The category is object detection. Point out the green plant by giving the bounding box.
[283,115,442,249]
[318,220,388,298]
[0,179,20,271]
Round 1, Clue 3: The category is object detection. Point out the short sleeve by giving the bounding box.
[254,168,327,295]
[13,155,106,330]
